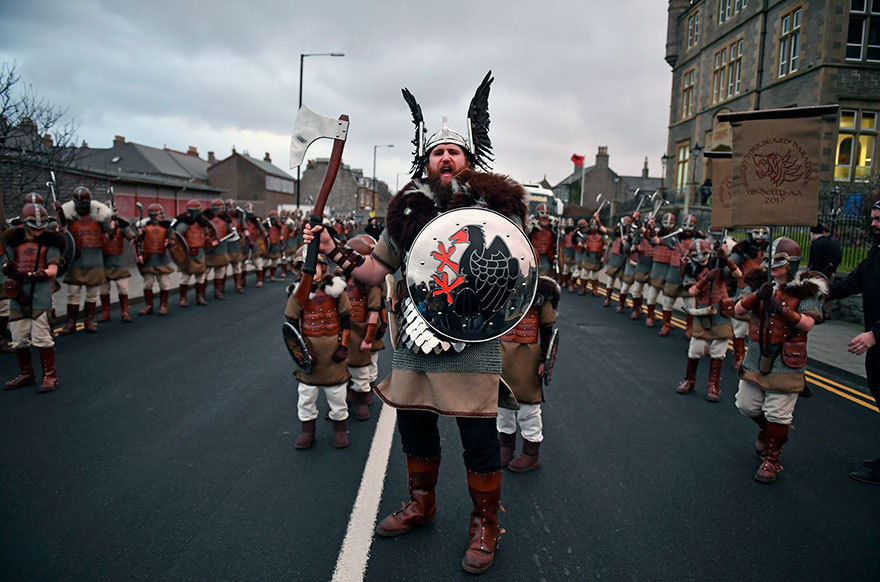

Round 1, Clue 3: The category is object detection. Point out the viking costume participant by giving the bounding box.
[224,200,246,293]
[98,206,137,323]
[728,227,769,368]
[628,213,655,320]
[734,237,825,483]
[284,246,352,449]
[281,211,298,279]
[676,238,741,402]
[572,218,587,294]
[560,219,576,292]
[60,187,112,334]
[645,213,675,327]
[617,213,641,313]
[341,234,385,421]
[302,73,528,575]
[530,204,556,278]
[244,205,267,288]
[603,218,629,307]
[265,210,283,282]
[174,200,214,307]
[498,276,558,472]
[577,215,606,297]
[203,199,230,300]
[659,214,699,337]
[136,203,174,315]
[3,203,65,392]
[0,218,11,353]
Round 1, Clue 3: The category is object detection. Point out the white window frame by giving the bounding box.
[846,1,880,62]
[835,109,878,183]
[778,7,802,77]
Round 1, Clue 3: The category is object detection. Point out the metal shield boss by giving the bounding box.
[542,327,559,387]
[167,230,191,271]
[405,207,538,343]
[282,321,313,375]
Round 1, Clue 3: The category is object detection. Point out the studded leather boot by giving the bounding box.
[461,469,503,574]
[376,456,441,537]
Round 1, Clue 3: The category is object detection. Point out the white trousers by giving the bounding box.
[732,318,749,339]
[67,284,100,303]
[349,353,379,392]
[180,272,207,285]
[100,278,129,295]
[0,298,9,317]
[735,378,798,425]
[630,280,645,299]
[228,261,242,275]
[10,312,54,348]
[143,273,171,291]
[645,285,662,306]
[298,381,349,422]
[497,403,544,443]
[687,337,728,359]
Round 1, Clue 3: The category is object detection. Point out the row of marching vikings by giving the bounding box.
[528,203,827,484]
[0,187,363,393]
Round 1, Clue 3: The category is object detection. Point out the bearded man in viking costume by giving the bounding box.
[303,72,532,575]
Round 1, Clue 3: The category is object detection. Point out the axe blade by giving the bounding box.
[289,105,350,169]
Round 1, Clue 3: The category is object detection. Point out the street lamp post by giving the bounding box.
[660,153,672,198]
[371,144,394,215]
[296,51,345,209]
[685,142,702,215]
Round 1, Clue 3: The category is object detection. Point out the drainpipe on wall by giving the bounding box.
[755,0,769,110]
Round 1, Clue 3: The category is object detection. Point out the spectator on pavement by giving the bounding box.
[808,223,842,280]
[828,200,880,485]
[364,217,384,241]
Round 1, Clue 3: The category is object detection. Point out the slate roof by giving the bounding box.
[238,153,294,180]
[77,142,210,181]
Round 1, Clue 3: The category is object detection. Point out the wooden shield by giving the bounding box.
[167,229,190,270]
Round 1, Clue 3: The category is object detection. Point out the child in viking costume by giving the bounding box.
[734,237,826,483]
[284,246,352,449]
[575,214,606,296]
[603,218,628,308]
[98,204,138,323]
[498,276,558,472]
[676,237,741,402]
[135,203,174,316]
[727,227,770,368]
[659,214,700,337]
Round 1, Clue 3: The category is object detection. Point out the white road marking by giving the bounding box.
[332,403,397,582]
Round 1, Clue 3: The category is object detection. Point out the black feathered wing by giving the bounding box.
[467,71,494,171]
[468,234,517,320]
[402,87,427,178]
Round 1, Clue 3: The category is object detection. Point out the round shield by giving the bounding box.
[282,321,313,374]
[406,207,537,343]
[56,230,76,278]
[166,229,190,270]
[542,327,559,387]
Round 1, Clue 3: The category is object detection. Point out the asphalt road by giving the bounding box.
[1,277,878,581]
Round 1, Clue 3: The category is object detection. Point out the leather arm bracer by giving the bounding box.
[328,239,365,277]
[739,292,759,312]
[364,322,377,344]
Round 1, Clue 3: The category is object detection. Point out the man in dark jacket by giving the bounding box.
[808,223,842,279]
[828,201,880,485]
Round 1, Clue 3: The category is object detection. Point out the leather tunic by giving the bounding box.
[302,291,340,336]
[585,232,604,253]
[530,229,554,256]
[143,224,167,254]
[210,216,229,239]
[69,217,104,249]
[269,225,281,245]
[500,306,539,344]
[14,241,49,274]
[102,228,125,256]
[185,223,205,252]
[748,289,807,347]
[346,281,367,323]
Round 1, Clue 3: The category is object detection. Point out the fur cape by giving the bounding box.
[533,275,561,310]
[1,225,67,250]
[286,275,346,301]
[385,169,528,253]
[175,212,213,228]
[743,268,829,300]
[61,199,113,223]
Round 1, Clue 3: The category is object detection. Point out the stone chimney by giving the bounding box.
[595,146,609,169]
[642,157,649,179]
[207,151,216,165]
[113,135,126,146]
[263,152,271,163]
[43,133,53,149]
[665,0,690,68]
[187,146,199,157]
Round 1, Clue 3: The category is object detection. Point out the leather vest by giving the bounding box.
[693,270,730,307]
[302,290,340,336]
[653,243,672,264]
[269,225,281,245]
[748,289,807,346]
[585,233,604,253]
[143,224,167,254]
[346,280,367,323]
[281,224,292,239]
[610,237,623,255]
[185,223,205,251]
[69,217,104,249]
[103,228,125,256]
[14,240,49,274]
[530,229,554,255]
[563,232,573,249]
[210,216,229,239]
[500,306,539,344]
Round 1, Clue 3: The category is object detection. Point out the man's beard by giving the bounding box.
[424,174,454,210]
[872,226,880,245]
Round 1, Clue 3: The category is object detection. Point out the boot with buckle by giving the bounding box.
[376,456,441,537]
[461,469,503,574]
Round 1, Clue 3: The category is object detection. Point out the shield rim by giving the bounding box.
[56,230,76,278]
[405,207,538,343]
[167,229,190,270]
[542,327,558,387]
[282,321,313,374]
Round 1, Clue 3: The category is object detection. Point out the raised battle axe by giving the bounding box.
[288,105,350,306]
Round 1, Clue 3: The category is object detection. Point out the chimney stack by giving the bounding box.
[595,146,609,169]
[263,152,272,163]
[187,146,199,157]
[42,133,53,149]
[113,135,126,146]
[642,157,649,179]
[208,151,216,165]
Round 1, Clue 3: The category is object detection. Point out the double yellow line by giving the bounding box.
[595,288,878,413]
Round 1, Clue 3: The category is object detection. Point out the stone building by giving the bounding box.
[665,0,880,209]
[552,147,662,215]
[300,158,392,218]
[206,149,296,215]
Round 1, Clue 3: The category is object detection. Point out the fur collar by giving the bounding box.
[743,268,828,299]
[1,226,66,249]
[62,199,113,222]
[385,171,528,253]
[310,275,346,300]
[534,275,561,310]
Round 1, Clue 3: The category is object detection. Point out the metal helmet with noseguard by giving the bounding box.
[73,186,92,215]
[661,212,676,229]
[764,236,801,279]
[21,203,49,229]
[682,214,697,232]
[688,237,712,263]
[23,192,44,205]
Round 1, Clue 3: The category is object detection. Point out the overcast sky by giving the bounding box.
[0,0,672,192]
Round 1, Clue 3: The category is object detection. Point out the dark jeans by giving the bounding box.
[397,409,501,472]
[867,345,880,408]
